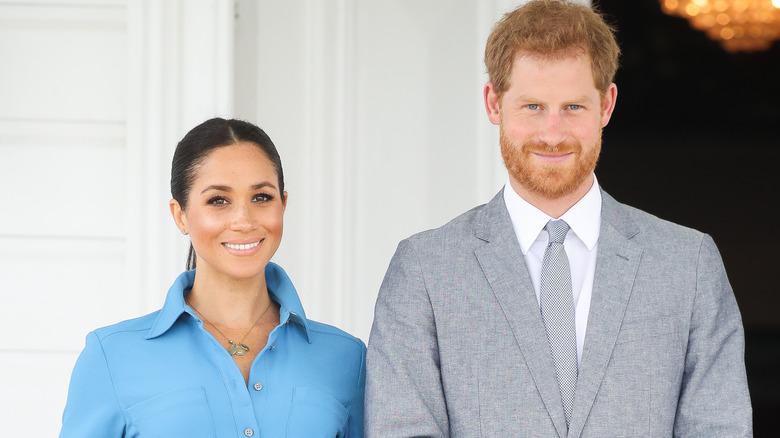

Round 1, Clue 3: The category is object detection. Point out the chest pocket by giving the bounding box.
[125,386,216,438]
[285,387,349,438]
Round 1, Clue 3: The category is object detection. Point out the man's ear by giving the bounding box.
[484,82,502,126]
[601,83,618,128]
[169,198,188,235]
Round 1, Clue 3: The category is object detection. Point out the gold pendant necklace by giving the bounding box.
[188,300,274,356]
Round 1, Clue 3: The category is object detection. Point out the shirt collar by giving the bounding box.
[146,262,312,342]
[503,174,602,254]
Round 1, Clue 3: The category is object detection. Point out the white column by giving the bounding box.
[127,0,236,313]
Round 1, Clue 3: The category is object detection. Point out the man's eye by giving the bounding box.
[253,193,273,202]
[568,104,582,110]
[527,104,540,110]
[207,196,228,205]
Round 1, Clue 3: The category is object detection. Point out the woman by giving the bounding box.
[60,118,365,437]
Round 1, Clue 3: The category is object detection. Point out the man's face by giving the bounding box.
[485,53,617,201]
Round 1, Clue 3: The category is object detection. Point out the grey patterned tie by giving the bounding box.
[539,219,578,427]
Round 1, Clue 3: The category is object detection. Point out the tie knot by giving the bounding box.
[545,219,570,245]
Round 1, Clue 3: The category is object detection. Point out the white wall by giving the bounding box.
[0,0,552,435]
[0,0,233,434]
[241,0,523,341]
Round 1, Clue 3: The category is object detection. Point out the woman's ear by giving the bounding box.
[169,199,188,235]
[281,191,288,212]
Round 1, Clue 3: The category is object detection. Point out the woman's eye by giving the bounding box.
[253,193,274,203]
[207,196,228,205]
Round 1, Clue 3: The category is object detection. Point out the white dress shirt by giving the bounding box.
[503,175,602,365]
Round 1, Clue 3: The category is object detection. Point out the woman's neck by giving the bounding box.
[186,267,274,328]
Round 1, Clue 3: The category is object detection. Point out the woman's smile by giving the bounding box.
[222,239,263,254]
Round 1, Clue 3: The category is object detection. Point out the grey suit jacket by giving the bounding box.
[366,188,752,437]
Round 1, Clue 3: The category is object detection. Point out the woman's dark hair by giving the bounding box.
[171,118,284,270]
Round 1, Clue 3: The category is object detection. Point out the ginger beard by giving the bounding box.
[500,123,602,200]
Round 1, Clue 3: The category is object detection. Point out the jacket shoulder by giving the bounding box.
[403,202,487,246]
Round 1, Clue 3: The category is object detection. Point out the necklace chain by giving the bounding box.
[188,300,274,356]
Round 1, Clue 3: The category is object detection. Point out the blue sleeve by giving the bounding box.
[60,332,126,437]
[346,341,366,438]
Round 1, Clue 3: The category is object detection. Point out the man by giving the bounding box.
[365,1,752,437]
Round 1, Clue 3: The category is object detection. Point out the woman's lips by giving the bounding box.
[222,239,263,255]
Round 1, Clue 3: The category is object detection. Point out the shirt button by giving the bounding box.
[244,428,254,437]
[253,382,263,391]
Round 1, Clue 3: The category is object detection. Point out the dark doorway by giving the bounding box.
[596,1,780,435]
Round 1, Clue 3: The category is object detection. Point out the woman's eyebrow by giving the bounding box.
[201,184,231,194]
[200,181,277,195]
[252,182,277,190]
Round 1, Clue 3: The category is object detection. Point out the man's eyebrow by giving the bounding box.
[511,94,595,103]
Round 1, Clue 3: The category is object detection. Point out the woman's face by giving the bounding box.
[170,142,286,281]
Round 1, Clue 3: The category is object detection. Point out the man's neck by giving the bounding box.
[508,174,594,219]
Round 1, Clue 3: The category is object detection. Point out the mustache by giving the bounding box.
[523,139,581,153]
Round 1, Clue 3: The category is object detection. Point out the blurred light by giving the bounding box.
[660,0,780,52]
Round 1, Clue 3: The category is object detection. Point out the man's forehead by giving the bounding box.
[513,48,590,65]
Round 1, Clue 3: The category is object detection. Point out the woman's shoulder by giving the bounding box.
[91,310,161,343]
[304,319,366,353]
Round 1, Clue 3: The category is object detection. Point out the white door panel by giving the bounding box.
[0,1,233,436]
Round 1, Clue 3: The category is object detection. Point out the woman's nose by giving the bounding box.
[230,204,256,232]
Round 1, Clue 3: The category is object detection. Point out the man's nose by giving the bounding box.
[537,113,566,147]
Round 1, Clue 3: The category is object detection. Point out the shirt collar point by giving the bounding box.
[145,270,195,339]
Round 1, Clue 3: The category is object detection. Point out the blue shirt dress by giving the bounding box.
[60,262,366,438]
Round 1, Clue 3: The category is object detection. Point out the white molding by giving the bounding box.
[298,0,356,329]
[248,1,359,331]
[0,236,128,351]
[0,2,127,122]
[126,0,235,313]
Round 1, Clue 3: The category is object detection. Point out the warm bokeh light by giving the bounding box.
[660,0,780,52]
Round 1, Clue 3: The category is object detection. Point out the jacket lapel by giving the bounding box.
[473,190,570,438]
[568,192,643,438]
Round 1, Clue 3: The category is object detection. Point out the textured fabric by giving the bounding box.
[539,220,577,426]
[60,262,366,438]
[366,187,752,438]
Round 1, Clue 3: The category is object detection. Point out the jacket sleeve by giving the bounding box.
[673,235,752,437]
[60,331,126,438]
[365,240,449,438]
